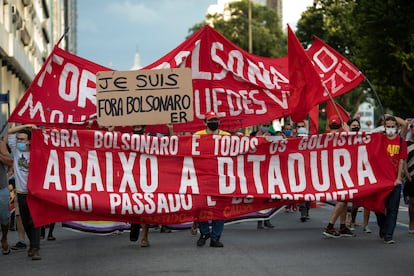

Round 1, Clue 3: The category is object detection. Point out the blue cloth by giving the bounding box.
[198,220,224,240]
[375,185,401,240]
[0,186,9,225]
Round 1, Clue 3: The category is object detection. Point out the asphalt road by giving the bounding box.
[2,203,413,276]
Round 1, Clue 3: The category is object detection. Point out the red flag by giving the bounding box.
[288,25,325,122]
[309,105,319,134]
[8,45,111,128]
[306,36,365,96]
[326,100,351,126]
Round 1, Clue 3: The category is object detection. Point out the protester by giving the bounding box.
[284,122,298,213]
[404,122,414,233]
[128,125,151,247]
[7,124,42,260]
[9,176,27,251]
[251,122,275,229]
[295,123,311,222]
[322,115,355,238]
[282,123,293,138]
[41,223,56,241]
[0,137,13,255]
[375,116,407,244]
[194,111,230,247]
[346,119,372,233]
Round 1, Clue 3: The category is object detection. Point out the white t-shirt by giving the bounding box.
[8,134,30,193]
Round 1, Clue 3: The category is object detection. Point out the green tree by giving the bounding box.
[352,0,414,117]
[296,0,414,118]
[188,0,286,57]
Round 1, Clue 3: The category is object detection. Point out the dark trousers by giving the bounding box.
[17,193,41,249]
[375,185,401,240]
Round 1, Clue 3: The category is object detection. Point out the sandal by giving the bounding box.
[140,239,150,247]
[1,240,10,255]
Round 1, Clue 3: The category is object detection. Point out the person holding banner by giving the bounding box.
[250,122,276,230]
[404,123,414,234]
[375,116,407,244]
[322,116,356,238]
[346,119,372,233]
[295,123,312,222]
[128,125,151,248]
[0,137,13,255]
[195,111,230,247]
[6,124,42,260]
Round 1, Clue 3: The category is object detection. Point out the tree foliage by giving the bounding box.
[188,0,286,57]
[296,0,414,118]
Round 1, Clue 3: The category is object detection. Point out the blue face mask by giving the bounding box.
[17,142,27,152]
[284,130,292,137]
[260,126,269,133]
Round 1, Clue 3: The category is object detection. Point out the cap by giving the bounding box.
[328,115,340,126]
[205,111,218,120]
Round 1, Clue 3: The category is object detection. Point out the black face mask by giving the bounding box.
[207,121,219,131]
[133,130,145,135]
[351,127,360,132]
[330,123,340,130]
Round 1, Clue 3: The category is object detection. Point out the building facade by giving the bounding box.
[0,0,76,129]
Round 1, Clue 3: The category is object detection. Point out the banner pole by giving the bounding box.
[56,27,70,47]
[365,77,386,120]
[322,83,345,123]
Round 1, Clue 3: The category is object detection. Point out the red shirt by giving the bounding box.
[384,135,408,172]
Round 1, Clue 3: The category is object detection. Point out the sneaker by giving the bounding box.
[339,227,356,237]
[257,221,264,229]
[408,229,414,234]
[300,216,307,222]
[27,247,34,257]
[323,227,340,238]
[384,239,395,244]
[210,239,224,247]
[11,241,27,250]
[31,248,42,260]
[196,234,210,247]
[349,223,355,231]
[363,226,372,233]
[264,220,274,228]
[160,226,172,233]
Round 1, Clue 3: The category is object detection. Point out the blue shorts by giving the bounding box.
[0,186,10,225]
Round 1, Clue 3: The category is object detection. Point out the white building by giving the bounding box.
[0,0,76,129]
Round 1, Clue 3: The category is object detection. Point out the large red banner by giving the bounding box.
[28,129,395,227]
[9,26,364,132]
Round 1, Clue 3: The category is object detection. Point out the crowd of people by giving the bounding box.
[1,110,414,261]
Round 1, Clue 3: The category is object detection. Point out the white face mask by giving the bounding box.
[385,127,396,136]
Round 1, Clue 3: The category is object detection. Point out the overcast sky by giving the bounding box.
[77,0,312,70]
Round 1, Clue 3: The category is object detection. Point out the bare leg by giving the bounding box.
[140,224,150,247]
[1,223,10,254]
